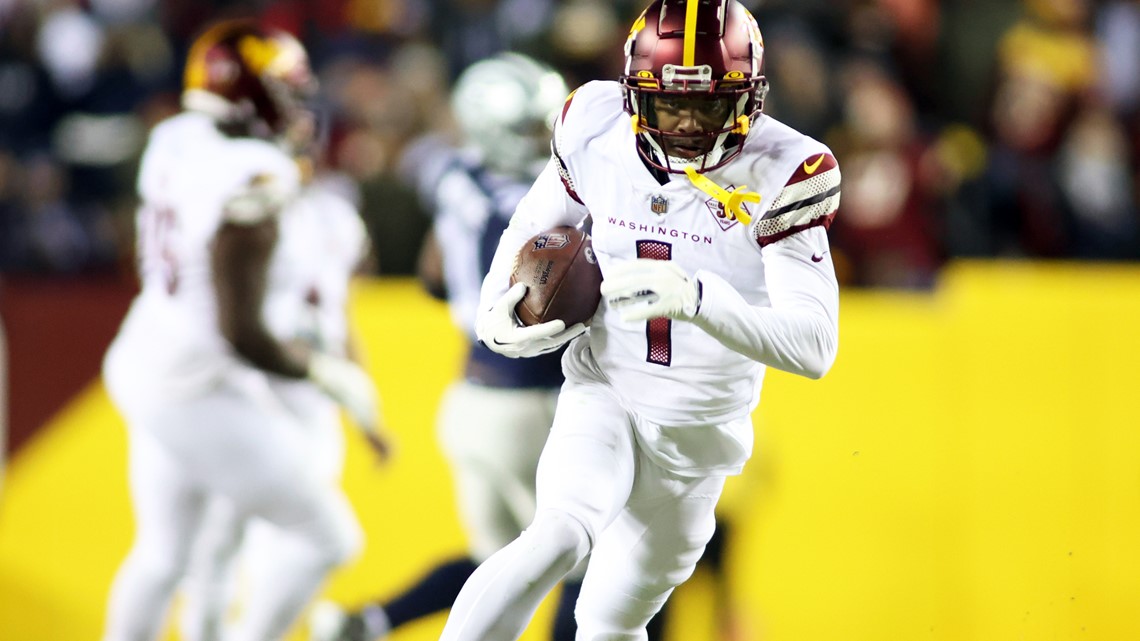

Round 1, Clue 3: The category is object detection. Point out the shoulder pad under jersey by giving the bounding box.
[551,81,625,205]
[552,80,625,160]
[220,142,302,226]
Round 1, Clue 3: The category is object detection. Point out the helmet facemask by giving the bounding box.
[625,66,766,173]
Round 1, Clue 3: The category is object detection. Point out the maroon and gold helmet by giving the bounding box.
[182,19,315,140]
[621,0,768,173]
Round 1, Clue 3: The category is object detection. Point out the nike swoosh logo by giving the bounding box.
[803,154,826,175]
[811,252,829,263]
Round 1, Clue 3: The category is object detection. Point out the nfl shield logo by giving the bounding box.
[650,194,669,215]
[533,232,570,250]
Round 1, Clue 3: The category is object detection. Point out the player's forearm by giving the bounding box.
[478,222,534,313]
[478,160,586,312]
[213,218,309,379]
[228,329,311,378]
[691,261,838,379]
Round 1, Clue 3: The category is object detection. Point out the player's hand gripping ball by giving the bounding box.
[510,226,603,326]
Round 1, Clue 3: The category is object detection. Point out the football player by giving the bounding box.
[176,166,378,641]
[309,53,591,641]
[444,1,841,640]
[101,19,389,641]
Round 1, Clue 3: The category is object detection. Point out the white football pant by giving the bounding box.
[437,380,559,562]
[438,375,725,641]
[102,364,360,641]
[177,385,348,641]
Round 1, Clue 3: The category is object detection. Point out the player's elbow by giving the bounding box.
[799,319,838,380]
[801,352,833,380]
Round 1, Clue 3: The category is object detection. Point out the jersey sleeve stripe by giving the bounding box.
[765,167,840,213]
[755,211,837,248]
[763,183,841,220]
[551,141,585,205]
[560,88,578,124]
[752,192,840,247]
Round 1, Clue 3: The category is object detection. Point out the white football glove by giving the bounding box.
[476,282,587,358]
[307,352,380,431]
[600,259,701,323]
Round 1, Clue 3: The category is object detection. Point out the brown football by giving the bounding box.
[510,225,603,327]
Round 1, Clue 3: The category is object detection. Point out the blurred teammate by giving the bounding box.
[176,166,379,641]
[101,20,388,641]
[444,1,841,640]
[309,52,588,641]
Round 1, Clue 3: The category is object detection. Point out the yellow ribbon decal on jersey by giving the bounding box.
[683,166,761,225]
[683,0,699,66]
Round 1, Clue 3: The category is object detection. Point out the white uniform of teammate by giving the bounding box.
[178,178,370,641]
[102,108,363,641]
[441,2,840,639]
[102,20,382,641]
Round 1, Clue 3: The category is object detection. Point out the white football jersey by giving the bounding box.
[263,177,368,356]
[265,177,368,478]
[479,81,840,475]
[109,111,306,403]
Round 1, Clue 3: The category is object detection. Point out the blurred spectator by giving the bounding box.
[1,0,1139,281]
[957,0,1140,259]
[826,60,946,288]
[758,20,838,141]
[1057,105,1140,257]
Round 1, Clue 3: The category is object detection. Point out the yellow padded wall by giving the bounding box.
[1,264,1139,641]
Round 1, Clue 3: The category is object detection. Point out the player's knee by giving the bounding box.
[522,509,591,575]
[576,584,670,640]
[317,514,362,567]
[130,538,192,589]
[289,505,362,568]
[335,516,364,563]
[654,542,707,589]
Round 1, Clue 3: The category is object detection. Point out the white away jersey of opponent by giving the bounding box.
[479,81,841,475]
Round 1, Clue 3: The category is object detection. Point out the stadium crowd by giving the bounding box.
[1,0,1138,288]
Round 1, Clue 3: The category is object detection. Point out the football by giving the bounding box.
[510,225,603,327]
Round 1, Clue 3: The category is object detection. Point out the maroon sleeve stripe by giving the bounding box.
[560,90,577,124]
[756,211,836,248]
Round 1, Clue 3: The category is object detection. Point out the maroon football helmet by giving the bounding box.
[621,0,768,173]
[182,19,315,141]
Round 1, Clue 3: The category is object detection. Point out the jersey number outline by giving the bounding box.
[139,203,180,295]
[636,240,672,366]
